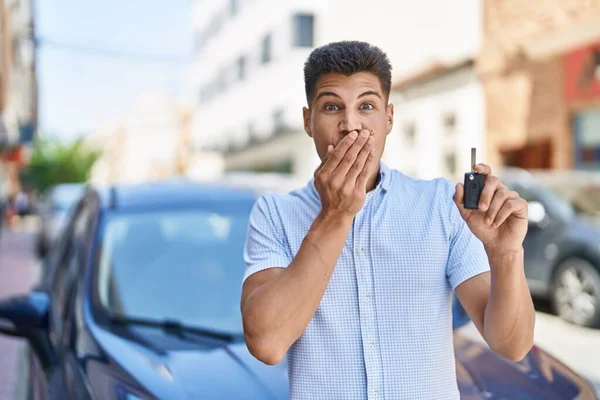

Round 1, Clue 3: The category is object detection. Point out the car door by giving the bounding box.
[30,198,94,400]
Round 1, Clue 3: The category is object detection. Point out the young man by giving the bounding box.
[241,41,535,399]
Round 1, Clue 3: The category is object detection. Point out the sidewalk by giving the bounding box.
[0,227,41,400]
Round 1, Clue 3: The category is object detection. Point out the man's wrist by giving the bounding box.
[316,209,354,227]
[484,246,524,260]
[485,246,525,272]
[305,211,353,243]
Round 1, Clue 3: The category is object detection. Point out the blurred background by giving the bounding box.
[0,0,600,399]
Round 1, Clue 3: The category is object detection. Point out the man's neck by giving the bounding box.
[366,165,381,192]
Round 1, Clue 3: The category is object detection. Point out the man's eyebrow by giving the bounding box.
[358,90,382,99]
[316,91,341,101]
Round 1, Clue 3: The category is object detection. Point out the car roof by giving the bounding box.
[221,172,307,194]
[92,178,260,210]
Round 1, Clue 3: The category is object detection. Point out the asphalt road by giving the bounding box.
[0,227,598,399]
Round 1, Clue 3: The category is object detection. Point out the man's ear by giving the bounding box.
[386,103,394,135]
[303,106,312,138]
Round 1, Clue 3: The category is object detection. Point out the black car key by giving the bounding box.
[463,148,485,210]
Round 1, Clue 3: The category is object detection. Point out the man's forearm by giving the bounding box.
[242,212,353,363]
[483,248,536,361]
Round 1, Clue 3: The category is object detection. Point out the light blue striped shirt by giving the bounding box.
[243,162,490,400]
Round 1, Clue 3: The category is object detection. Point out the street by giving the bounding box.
[0,226,40,400]
[0,228,599,399]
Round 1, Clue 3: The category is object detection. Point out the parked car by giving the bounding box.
[0,179,598,399]
[35,183,85,258]
[500,168,600,328]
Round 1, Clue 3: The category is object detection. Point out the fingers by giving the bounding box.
[478,175,506,211]
[314,145,334,178]
[356,144,378,189]
[331,130,371,180]
[345,136,374,184]
[319,131,359,176]
[484,189,519,226]
[491,198,528,228]
[474,163,492,176]
[452,183,471,220]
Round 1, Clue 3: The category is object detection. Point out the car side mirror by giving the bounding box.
[527,201,548,228]
[0,291,50,337]
[0,291,56,369]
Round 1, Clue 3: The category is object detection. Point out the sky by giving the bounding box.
[35,0,193,141]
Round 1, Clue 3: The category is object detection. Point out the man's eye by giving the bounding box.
[324,104,339,111]
[360,103,374,110]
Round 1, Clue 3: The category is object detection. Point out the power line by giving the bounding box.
[35,37,191,64]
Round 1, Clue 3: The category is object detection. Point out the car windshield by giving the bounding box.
[96,204,253,336]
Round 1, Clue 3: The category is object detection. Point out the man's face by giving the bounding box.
[303,72,394,162]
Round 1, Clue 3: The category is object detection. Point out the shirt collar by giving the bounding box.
[379,161,391,192]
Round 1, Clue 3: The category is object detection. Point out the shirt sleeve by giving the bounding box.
[242,194,292,284]
[445,181,491,290]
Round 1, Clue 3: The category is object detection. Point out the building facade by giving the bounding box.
[190,0,323,180]
[87,93,197,185]
[478,0,600,170]
[191,0,483,180]
[0,0,37,197]
[385,59,486,181]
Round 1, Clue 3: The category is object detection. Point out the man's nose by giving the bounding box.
[338,109,362,135]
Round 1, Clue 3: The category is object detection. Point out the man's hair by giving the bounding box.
[303,41,392,105]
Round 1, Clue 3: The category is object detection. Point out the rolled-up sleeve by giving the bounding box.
[243,194,292,284]
[445,182,491,290]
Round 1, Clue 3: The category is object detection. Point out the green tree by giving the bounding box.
[20,137,102,194]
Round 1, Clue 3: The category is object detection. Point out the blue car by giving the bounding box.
[0,179,598,399]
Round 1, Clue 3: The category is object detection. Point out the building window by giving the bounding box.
[443,113,456,133]
[574,108,600,169]
[273,108,285,133]
[292,14,314,47]
[217,70,227,93]
[202,85,210,103]
[403,122,416,145]
[205,82,215,102]
[261,34,272,64]
[229,0,239,16]
[206,13,223,40]
[237,55,247,81]
[247,123,256,138]
[194,30,204,52]
[443,151,457,176]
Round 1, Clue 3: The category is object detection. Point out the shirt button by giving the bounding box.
[369,343,374,351]
[374,391,379,398]
[365,295,370,302]
[359,247,365,256]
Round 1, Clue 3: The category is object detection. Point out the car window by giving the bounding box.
[505,183,536,202]
[54,205,93,314]
[95,203,254,335]
[52,185,85,212]
[49,202,94,347]
[506,182,576,221]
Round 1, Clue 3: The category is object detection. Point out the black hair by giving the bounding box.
[303,41,392,105]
